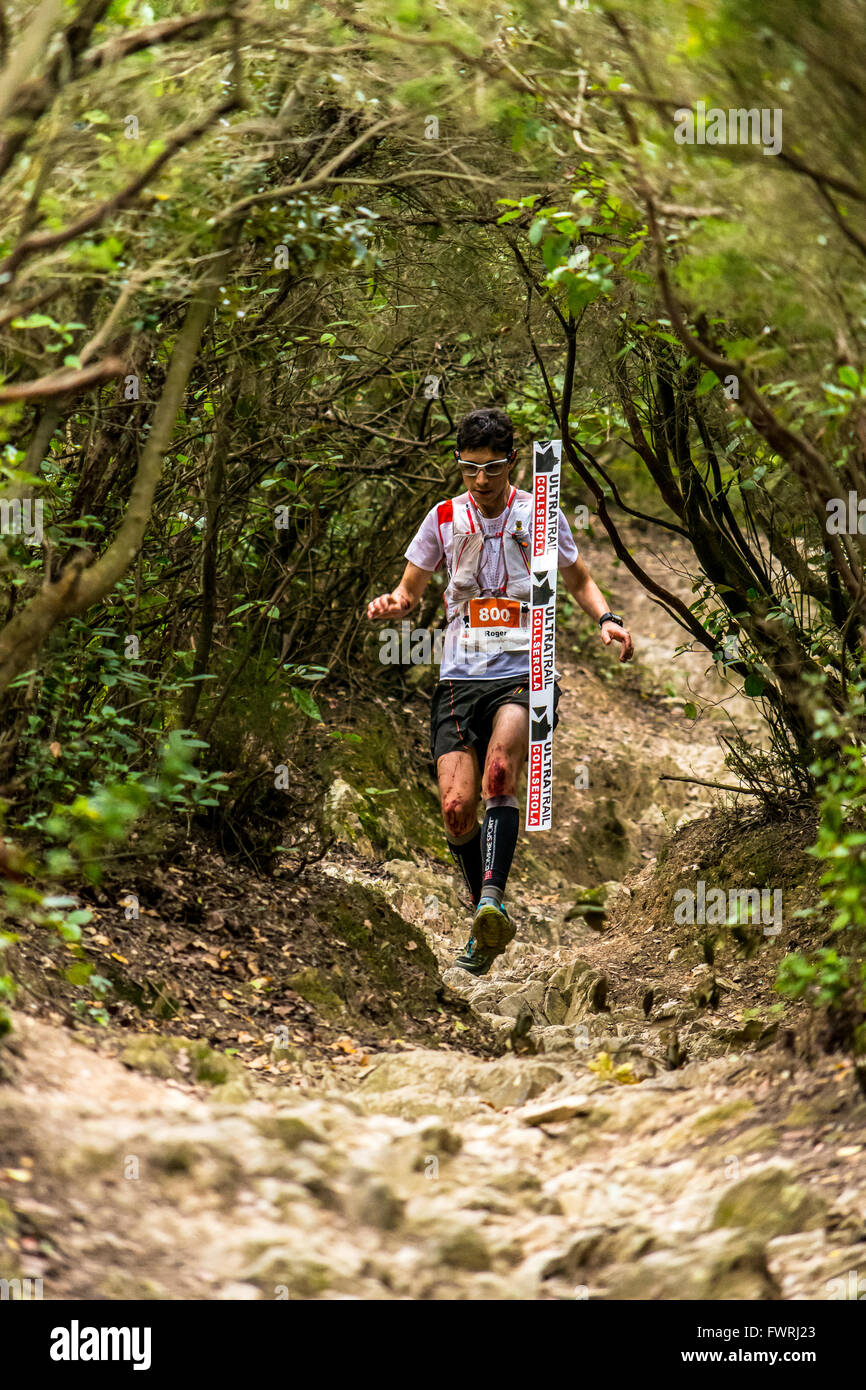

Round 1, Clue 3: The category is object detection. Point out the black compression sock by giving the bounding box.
[480,801,520,905]
[447,827,483,907]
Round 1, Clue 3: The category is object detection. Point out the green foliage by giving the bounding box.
[808,694,866,933]
[0,933,15,1037]
[776,689,866,1055]
[9,615,227,826]
[39,729,228,882]
[0,730,229,1033]
[777,949,857,1009]
[525,200,618,316]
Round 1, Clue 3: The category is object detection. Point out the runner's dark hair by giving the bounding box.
[456,407,514,455]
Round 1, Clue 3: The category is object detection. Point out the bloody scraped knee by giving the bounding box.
[442,796,476,838]
[484,756,514,797]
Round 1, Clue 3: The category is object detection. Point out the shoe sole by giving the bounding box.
[473,903,516,952]
[454,957,492,977]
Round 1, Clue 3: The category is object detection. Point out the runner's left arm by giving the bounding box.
[559,557,634,662]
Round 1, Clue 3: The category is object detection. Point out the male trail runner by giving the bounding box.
[367,407,634,975]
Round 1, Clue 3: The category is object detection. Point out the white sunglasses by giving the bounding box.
[455,451,515,478]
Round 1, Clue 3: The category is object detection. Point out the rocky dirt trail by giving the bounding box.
[2,533,865,1301]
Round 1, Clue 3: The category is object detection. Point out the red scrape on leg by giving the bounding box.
[443,797,476,838]
[485,757,512,797]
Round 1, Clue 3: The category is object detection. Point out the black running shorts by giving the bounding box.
[430,676,562,769]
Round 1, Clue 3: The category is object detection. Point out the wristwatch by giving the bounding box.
[598,612,625,628]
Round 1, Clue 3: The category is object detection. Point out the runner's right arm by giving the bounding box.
[366,562,433,620]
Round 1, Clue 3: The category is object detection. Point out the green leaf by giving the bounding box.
[838,364,861,391]
[66,909,93,926]
[744,675,764,697]
[290,686,322,721]
[11,313,57,330]
[697,370,720,396]
[683,702,698,720]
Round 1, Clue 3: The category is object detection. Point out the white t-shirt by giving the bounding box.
[405,499,579,681]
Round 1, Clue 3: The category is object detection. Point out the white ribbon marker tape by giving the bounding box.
[526,439,561,832]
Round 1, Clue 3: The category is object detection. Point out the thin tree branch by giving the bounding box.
[0,355,125,401]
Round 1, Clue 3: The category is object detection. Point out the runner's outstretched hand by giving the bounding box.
[366,589,414,620]
[601,619,634,662]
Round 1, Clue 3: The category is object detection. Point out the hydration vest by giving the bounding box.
[436,487,534,659]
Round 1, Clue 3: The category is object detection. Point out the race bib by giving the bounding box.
[467,597,522,630]
[457,596,530,674]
